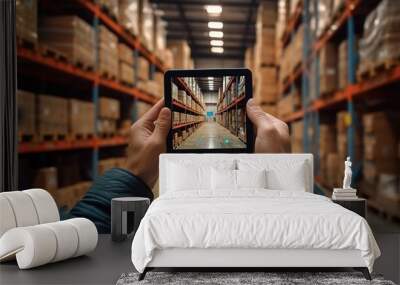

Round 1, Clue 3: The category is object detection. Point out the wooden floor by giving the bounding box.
[177,121,246,150]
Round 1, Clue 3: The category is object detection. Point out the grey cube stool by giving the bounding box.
[111,197,150,242]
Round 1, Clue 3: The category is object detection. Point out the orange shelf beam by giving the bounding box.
[172,99,204,116]
[216,94,245,114]
[281,0,303,46]
[283,65,400,123]
[76,0,164,72]
[19,136,128,154]
[172,121,203,130]
[18,46,158,105]
[174,78,205,111]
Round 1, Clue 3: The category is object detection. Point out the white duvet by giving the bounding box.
[131,190,380,273]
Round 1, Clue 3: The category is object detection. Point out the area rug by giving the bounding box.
[116,271,395,285]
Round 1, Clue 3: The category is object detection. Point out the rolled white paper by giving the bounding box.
[42,221,79,262]
[65,218,98,257]
[0,196,17,238]
[0,226,57,269]
[1,192,39,227]
[24,189,60,224]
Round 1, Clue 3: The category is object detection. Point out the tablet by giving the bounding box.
[164,68,254,153]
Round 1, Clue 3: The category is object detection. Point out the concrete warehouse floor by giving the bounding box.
[177,121,246,150]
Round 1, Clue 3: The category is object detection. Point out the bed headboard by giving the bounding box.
[159,153,314,195]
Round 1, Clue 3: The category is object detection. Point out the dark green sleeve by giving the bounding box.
[61,168,153,233]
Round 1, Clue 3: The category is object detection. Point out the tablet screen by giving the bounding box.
[165,69,253,153]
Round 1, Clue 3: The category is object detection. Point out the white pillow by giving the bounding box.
[238,159,308,191]
[236,169,267,189]
[211,168,237,190]
[167,163,212,191]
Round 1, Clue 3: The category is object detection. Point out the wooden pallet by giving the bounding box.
[357,58,400,81]
[39,45,68,62]
[16,37,38,51]
[73,59,94,71]
[18,133,35,143]
[100,70,117,81]
[38,133,67,142]
[67,133,94,141]
[99,4,117,21]
[120,79,134,87]
[98,132,116,139]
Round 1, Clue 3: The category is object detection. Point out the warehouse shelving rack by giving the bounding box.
[280,0,400,219]
[18,0,165,182]
[171,77,205,148]
[216,76,246,143]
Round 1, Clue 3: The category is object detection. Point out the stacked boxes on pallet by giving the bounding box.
[39,16,95,69]
[358,0,400,76]
[254,1,278,110]
[168,40,191,69]
[139,0,154,51]
[98,97,120,136]
[290,121,303,153]
[319,124,337,184]
[338,39,358,89]
[16,0,38,44]
[99,25,119,79]
[172,80,205,148]
[38,95,69,139]
[362,112,400,201]
[319,43,338,96]
[118,43,135,85]
[69,100,95,139]
[133,101,152,120]
[118,0,139,36]
[17,90,36,139]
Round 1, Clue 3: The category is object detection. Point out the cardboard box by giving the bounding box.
[134,101,151,119]
[320,43,338,95]
[33,167,58,198]
[99,97,120,119]
[319,124,337,156]
[138,0,154,50]
[119,62,135,85]
[97,119,117,135]
[118,0,139,36]
[326,153,340,188]
[257,0,278,27]
[118,43,134,65]
[255,27,276,66]
[277,92,301,118]
[98,25,119,79]
[39,16,95,68]
[291,121,304,153]
[69,99,95,137]
[255,67,278,104]
[153,11,166,54]
[138,57,149,81]
[16,0,38,44]
[364,135,397,161]
[38,95,68,136]
[168,41,191,69]
[363,112,396,134]
[17,90,35,136]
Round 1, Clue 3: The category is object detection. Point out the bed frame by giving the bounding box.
[139,249,371,280]
[139,154,371,281]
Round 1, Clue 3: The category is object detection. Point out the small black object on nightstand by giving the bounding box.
[111,197,150,242]
[332,198,366,218]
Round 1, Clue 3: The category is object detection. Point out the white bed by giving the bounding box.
[131,154,380,280]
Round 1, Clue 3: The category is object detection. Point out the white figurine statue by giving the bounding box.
[342,156,353,189]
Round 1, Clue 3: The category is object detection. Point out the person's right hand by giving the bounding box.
[246,99,290,153]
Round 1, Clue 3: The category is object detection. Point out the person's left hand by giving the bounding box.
[124,100,171,188]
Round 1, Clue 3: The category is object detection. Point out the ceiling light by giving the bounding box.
[208,77,213,80]
[210,40,224,46]
[209,31,223,38]
[205,5,222,15]
[208,21,223,29]
[211,47,224,53]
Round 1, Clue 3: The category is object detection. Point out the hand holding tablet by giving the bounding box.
[164,68,254,153]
